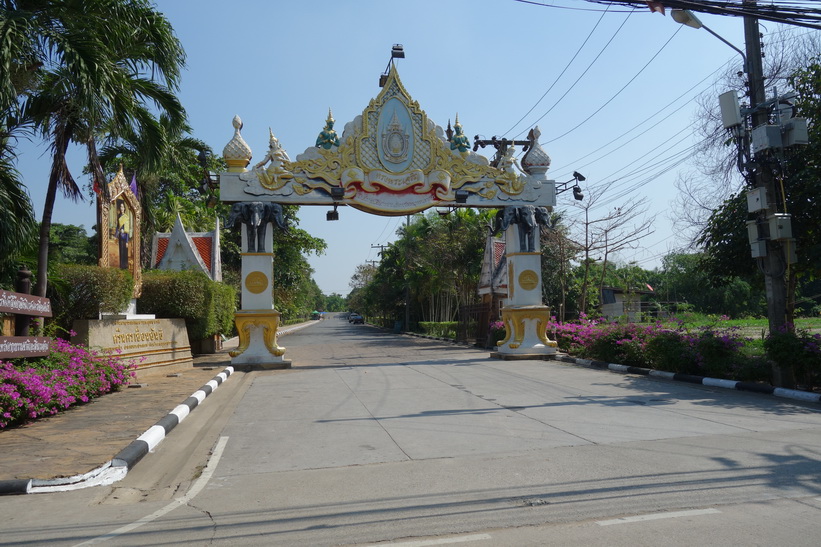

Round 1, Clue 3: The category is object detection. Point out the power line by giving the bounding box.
[501,3,612,137]
[549,62,723,175]
[510,7,637,139]
[581,1,821,30]
[544,25,685,144]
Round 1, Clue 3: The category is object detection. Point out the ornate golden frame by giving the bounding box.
[98,166,142,298]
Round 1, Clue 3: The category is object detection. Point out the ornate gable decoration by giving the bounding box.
[221,66,555,215]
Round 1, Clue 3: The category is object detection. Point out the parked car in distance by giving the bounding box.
[349,313,364,324]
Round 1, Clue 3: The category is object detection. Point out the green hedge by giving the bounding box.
[138,270,236,341]
[49,265,134,335]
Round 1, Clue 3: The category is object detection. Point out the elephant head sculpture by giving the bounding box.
[227,201,288,252]
[493,205,551,252]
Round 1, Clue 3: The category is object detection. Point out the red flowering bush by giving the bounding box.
[0,338,136,429]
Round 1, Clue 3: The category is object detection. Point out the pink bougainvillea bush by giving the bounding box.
[0,338,136,429]
[547,314,769,382]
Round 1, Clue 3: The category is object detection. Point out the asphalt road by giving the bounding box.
[2,317,821,546]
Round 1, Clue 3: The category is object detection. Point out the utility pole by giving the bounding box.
[743,1,794,387]
[404,215,410,332]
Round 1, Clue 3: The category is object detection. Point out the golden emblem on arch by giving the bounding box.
[381,111,410,164]
[518,269,539,291]
[245,271,269,294]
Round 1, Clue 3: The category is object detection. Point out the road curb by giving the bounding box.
[551,354,821,404]
[0,366,234,495]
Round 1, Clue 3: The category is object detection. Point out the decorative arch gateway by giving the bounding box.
[219,66,558,368]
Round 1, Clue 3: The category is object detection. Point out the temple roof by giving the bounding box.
[151,214,221,281]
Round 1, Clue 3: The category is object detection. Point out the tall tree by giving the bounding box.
[565,182,654,315]
[2,0,186,297]
[0,150,36,268]
[540,211,580,321]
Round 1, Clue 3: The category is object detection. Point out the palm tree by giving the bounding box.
[6,0,186,296]
[0,0,104,272]
[0,148,36,270]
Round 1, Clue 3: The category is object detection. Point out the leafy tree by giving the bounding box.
[349,263,377,291]
[323,293,346,312]
[352,209,492,328]
[47,223,95,265]
[0,150,36,270]
[268,206,326,319]
[2,0,186,297]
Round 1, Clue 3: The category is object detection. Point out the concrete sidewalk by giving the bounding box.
[0,351,233,484]
[0,321,317,487]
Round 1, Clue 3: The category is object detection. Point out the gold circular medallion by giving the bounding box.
[518,269,539,291]
[245,271,269,294]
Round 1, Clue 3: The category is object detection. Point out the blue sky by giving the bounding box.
[14,0,770,295]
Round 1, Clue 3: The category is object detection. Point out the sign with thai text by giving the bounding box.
[0,290,52,317]
[0,337,50,359]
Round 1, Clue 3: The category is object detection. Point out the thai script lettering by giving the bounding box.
[0,290,52,316]
[112,329,164,345]
[368,170,424,190]
[0,338,49,353]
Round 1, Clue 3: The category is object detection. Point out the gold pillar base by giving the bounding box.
[496,305,557,354]
[229,311,288,365]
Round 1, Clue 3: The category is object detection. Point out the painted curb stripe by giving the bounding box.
[137,425,167,450]
[736,381,775,394]
[0,479,31,495]
[113,440,149,469]
[673,373,706,384]
[155,413,180,434]
[0,366,236,494]
[703,377,739,389]
[773,387,821,403]
[170,404,191,422]
[552,355,818,406]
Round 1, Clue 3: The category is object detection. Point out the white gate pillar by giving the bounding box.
[493,133,557,359]
[492,220,557,358]
[229,219,291,369]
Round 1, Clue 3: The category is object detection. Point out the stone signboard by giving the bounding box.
[72,318,192,374]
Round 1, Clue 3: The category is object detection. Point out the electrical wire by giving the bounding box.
[544,25,684,144]
[510,8,637,139]
[581,1,821,30]
[501,3,612,137]
[549,62,724,174]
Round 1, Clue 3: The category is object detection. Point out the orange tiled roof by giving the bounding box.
[155,237,169,267]
[192,236,212,273]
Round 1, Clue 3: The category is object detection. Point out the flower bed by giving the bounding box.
[0,338,136,429]
[543,315,772,383]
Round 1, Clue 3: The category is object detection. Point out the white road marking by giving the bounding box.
[74,436,229,546]
[597,508,721,526]
[361,534,492,547]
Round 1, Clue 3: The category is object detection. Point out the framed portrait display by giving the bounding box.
[98,166,142,297]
